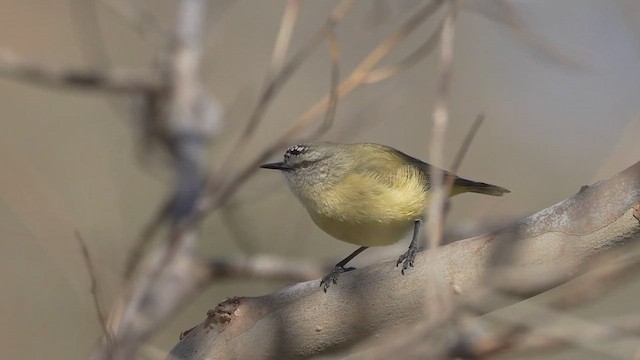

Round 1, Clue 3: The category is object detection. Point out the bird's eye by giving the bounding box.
[297,160,314,169]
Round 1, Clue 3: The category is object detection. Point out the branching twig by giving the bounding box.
[203,0,445,213]
[213,0,356,179]
[90,0,218,359]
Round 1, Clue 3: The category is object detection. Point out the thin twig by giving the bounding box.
[0,50,161,93]
[270,0,301,75]
[472,291,640,359]
[510,314,640,355]
[123,198,171,280]
[455,240,640,358]
[239,0,354,139]
[203,0,445,213]
[75,231,112,347]
[314,30,341,137]
[450,114,484,173]
[421,0,458,338]
[425,0,458,251]
[364,18,444,84]
[440,113,486,196]
[212,0,355,180]
[92,1,214,359]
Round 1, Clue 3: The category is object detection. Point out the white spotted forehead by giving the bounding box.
[284,144,309,159]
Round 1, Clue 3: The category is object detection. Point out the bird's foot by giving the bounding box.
[320,265,356,292]
[396,243,422,275]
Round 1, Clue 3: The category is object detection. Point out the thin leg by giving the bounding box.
[320,246,368,292]
[396,220,421,274]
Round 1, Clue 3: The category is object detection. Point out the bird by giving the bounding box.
[260,142,510,291]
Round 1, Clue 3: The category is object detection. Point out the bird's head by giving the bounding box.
[260,143,346,198]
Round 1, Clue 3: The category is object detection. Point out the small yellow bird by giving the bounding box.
[261,142,509,291]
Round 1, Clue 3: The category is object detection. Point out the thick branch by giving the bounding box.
[168,160,640,360]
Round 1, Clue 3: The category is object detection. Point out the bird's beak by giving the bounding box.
[259,162,292,171]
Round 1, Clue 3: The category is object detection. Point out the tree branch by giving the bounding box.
[168,159,640,360]
[0,50,161,93]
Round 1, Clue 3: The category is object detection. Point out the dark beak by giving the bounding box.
[259,162,291,171]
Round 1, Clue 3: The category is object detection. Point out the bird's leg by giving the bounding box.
[320,246,368,292]
[397,220,421,274]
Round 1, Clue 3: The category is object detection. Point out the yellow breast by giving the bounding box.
[304,166,429,246]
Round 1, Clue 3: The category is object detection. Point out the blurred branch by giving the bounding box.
[363,18,443,84]
[426,0,457,250]
[458,292,640,359]
[204,0,445,213]
[123,199,171,280]
[90,0,220,358]
[237,0,354,139]
[315,30,341,137]
[204,254,332,283]
[168,159,640,359]
[501,314,640,356]
[451,239,640,358]
[212,0,355,183]
[270,0,301,75]
[85,4,446,357]
[0,50,162,93]
[450,114,484,174]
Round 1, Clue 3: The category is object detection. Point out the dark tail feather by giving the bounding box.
[454,177,510,196]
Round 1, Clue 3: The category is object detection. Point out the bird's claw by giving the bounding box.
[396,245,422,275]
[320,265,355,292]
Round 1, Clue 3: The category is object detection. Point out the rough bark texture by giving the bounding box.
[168,160,640,360]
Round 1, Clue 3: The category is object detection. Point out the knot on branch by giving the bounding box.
[205,297,242,328]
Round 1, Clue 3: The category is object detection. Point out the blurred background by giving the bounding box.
[1,1,640,359]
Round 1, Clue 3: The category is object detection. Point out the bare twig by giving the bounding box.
[270,0,301,74]
[205,254,333,283]
[418,0,458,334]
[238,0,354,139]
[363,18,444,84]
[469,292,640,359]
[509,314,640,355]
[451,240,640,358]
[0,50,161,93]
[124,199,171,279]
[75,231,112,347]
[426,0,458,251]
[450,113,484,174]
[211,0,355,186]
[90,1,217,359]
[203,0,445,213]
[314,30,341,137]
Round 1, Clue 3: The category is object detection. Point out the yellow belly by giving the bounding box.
[309,212,414,246]
[302,169,429,246]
